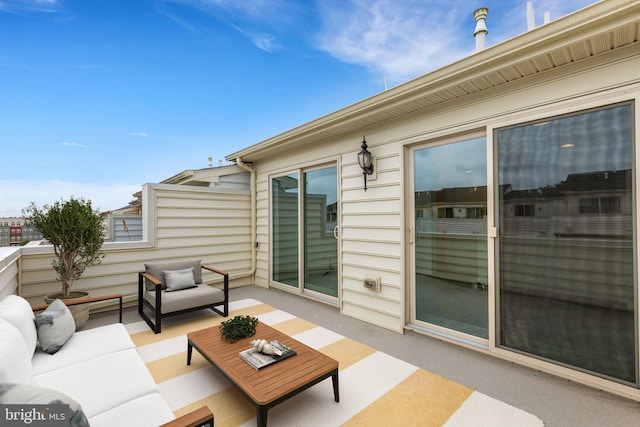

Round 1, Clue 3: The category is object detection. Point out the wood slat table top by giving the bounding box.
[187,322,338,406]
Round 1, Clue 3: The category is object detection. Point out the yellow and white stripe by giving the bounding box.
[127,299,544,427]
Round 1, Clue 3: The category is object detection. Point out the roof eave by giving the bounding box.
[225,0,639,163]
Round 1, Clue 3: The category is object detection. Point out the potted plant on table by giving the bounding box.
[23,197,106,328]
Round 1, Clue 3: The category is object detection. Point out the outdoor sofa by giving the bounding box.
[0,294,213,427]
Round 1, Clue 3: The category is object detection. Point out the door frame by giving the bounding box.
[406,130,490,347]
[269,160,341,305]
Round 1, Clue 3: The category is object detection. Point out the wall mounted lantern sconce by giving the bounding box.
[357,135,374,191]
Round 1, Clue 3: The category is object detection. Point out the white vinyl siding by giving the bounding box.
[15,184,252,307]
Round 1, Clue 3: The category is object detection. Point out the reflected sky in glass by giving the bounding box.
[498,105,632,190]
[414,137,487,192]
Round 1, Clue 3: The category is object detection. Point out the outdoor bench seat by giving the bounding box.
[0,294,214,427]
[138,259,229,334]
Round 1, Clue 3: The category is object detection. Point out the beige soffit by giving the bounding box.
[162,170,196,185]
[161,164,246,186]
[226,0,639,163]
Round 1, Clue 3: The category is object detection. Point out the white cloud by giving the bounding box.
[315,1,475,84]
[162,0,298,52]
[62,142,84,147]
[0,180,141,217]
[129,132,149,137]
[232,25,279,52]
[0,0,62,13]
[314,0,598,85]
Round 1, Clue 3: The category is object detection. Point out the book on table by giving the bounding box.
[239,340,297,370]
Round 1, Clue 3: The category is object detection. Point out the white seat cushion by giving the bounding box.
[31,348,158,418]
[0,295,37,356]
[145,284,225,314]
[88,393,175,427]
[0,318,32,383]
[31,323,135,376]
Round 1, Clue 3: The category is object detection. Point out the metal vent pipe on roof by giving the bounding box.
[527,1,535,30]
[473,7,489,52]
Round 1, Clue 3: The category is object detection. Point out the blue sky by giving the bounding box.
[0,0,598,216]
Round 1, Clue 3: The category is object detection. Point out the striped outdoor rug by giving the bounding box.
[126,299,544,426]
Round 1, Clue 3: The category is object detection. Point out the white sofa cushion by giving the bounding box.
[31,348,159,419]
[31,323,136,376]
[0,295,37,356]
[88,392,175,427]
[145,284,225,314]
[0,318,32,383]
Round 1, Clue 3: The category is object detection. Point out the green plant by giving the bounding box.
[23,197,106,298]
[220,315,258,343]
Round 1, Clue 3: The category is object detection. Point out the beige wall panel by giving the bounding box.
[156,236,249,249]
[256,142,343,172]
[341,199,401,215]
[342,300,403,333]
[158,226,250,238]
[156,207,251,219]
[342,252,402,273]
[342,264,401,286]
[341,240,401,258]
[341,214,402,228]
[342,287,401,312]
[0,261,19,298]
[341,171,401,192]
[342,277,401,301]
[342,227,401,242]
[156,197,249,211]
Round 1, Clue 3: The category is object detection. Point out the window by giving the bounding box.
[580,197,621,214]
[437,207,454,218]
[514,204,535,216]
[466,207,486,219]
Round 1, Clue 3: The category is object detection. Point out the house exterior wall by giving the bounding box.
[0,247,20,299]
[250,44,639,335]
[12,184,253,307]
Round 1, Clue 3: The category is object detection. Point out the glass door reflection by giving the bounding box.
[413,137,488,338]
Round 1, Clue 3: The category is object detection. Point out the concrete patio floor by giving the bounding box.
[90,285,640,426]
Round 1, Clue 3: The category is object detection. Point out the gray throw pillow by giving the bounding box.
[0,383,89,427]
[164,267,197,292]
[144,259,202,290]
[34,299,76,355]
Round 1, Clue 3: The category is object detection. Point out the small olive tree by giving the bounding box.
[23,197,106,297]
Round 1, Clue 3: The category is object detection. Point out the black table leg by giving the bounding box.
[257,406,268,427]
[332,371,339,402]
[187,342,193,365]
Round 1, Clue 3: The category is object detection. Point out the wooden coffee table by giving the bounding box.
[187,321,339,426]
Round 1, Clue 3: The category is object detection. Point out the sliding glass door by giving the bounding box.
[495,103,636,384]
[412,136,489,339]
[304,167,338,297]
[272,165,338,299]
[272,173,299,287]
